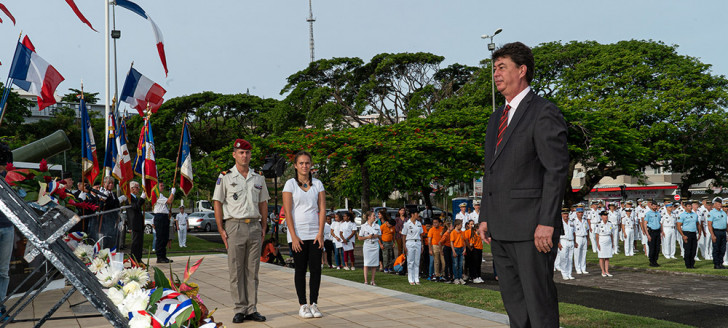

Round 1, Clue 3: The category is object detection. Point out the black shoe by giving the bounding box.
[649,263,659,267]
[232,313,245,323]
[157,258,174,263]
[715,265,721,269]
[245,312,266,322]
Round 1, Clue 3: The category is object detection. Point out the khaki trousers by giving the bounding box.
[226,219,262,315]
[431,245,444,277]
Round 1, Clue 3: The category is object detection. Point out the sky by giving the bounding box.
[1,0,726,107]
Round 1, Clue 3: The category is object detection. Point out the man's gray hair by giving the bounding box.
[103,176,115,184]
[130,181,140,188]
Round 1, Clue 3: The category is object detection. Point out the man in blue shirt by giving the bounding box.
[642,201,662,267]
[708,197,728,269]
[677,200,702,269]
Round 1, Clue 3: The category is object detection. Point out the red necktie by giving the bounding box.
[496,105,511,149]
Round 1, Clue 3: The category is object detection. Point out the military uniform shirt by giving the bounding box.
[588,209,600,225]
[401,220,423,241]
[709,209,728,230]
[661,211,677,227]
[212,166,270,220]
[644,210,661,230]
[574,218,589,237]
[596,222,614,236]
[561,220,575,241]
[678,212,699,232]
[608,210,620,225]
[621,212,635,228]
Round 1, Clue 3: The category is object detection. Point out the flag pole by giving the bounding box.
[104,0,110,163]
[0,32,24,128]
[170,118,186,205]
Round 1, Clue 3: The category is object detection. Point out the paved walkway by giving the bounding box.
[4,254,509,327]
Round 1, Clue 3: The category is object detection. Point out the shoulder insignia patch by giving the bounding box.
[216,178,222,185]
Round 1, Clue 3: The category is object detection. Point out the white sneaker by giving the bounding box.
[349,266,355,271]
[459,279,466,285]
[299,304,313,318]
[309,303,323,318]
[582,271,589,274]
[568,276,575,280]
[343,266,350,271]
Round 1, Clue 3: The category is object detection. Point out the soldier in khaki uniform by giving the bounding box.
[213,139,270,324]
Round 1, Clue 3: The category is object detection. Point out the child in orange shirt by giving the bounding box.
[440,221,454,282]
[464,221,484,283]
[450,219,466,285]
[428,218,445,281]
[380,216,396,273]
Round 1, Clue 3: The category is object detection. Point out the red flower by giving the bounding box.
[5,163,15,171]
[44,176,53,183]
[54,188,68,199]
[39,159,48,172]
[26,173,35,180]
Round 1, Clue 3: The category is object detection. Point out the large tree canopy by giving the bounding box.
[531,40,728,204]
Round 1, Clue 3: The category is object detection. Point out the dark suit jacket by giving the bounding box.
[478,90,569,241]
[126,194,146,232]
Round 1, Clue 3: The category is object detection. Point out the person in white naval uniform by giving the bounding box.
[697,200,713,261]
[587,201,600,253]
[607,204,620,254]
[557,209,577,280]
[674,200,686,257]
[661,203,677,259]
[621,208,636,256]
[573,208,589,274]
[636,201,649,255]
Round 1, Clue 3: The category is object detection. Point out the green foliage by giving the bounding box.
[0,82,33,136]
[61,88,100,104]
[529,40,728,204]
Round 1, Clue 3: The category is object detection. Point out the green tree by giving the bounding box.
[61,88,100,104]
[0,83,33,136]
[530,40,728,205]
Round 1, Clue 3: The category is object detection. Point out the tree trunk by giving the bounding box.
[360,163,370,212]
[421,184,432,212]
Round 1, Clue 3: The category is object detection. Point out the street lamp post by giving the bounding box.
[481,28,503,112]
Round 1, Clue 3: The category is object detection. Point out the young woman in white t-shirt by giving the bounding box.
[283,151,326,319]
[332,213,344,269]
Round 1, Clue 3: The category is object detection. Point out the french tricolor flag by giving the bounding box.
[119,66,166,116]
[9,36,65,111]
[115,0,168,76]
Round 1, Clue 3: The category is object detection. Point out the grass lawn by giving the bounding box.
[483,240,728,277]
[584,242,728,276]
[123,232,225,262]
[320,268,691,328]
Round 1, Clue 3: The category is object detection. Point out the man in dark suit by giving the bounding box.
[121,181,146,263]
[478,42,569,327]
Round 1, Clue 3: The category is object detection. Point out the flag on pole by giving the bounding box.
[64,0,97,32]
[103,112,118,175]
[80,97,100,185]
[115,0,168,75]
[133,119,159,204]
[113,118,134,199]
[119,67,166,116]
[8,36,65,110]
[178,121,194,196]
[0,3,16,25]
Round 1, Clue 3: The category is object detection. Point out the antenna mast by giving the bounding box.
[307,0,316,62]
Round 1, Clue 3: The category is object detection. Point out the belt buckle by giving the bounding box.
[244,218,252,224]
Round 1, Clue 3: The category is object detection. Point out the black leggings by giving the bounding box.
[324,240,334,266]
[290,240,323,305]
[468,248,483,279]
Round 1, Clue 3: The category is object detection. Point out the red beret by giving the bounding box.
[233,139,252,150]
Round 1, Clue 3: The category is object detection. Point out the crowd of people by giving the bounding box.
[317,202,489,286]
[555,197,728,279]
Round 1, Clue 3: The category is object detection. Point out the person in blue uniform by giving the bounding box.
[708,197,727,269]
[642,201,662,267]
[677,200,702,269]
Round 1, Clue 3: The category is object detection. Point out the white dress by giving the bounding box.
[597,222,614,259]
[359,222,381,267]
